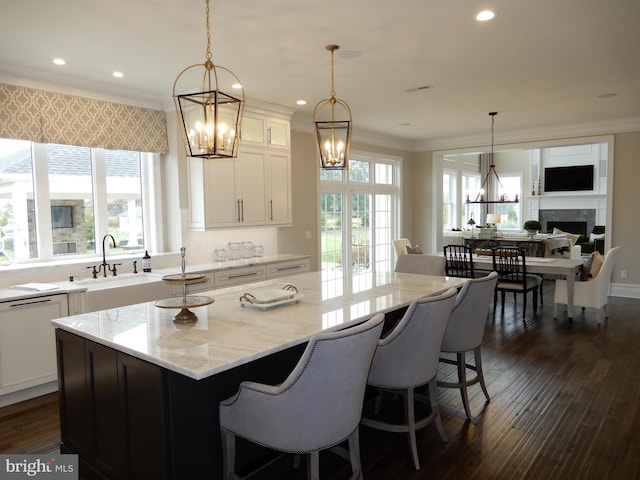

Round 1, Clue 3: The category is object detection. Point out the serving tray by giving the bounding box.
[239,284,301,310]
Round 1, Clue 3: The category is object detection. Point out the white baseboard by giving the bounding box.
[0,382,58,408]
[611,282,640,299]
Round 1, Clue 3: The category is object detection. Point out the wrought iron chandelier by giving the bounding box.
[466,112,519,205]
[313,45,352,170]
[173,0,245,159]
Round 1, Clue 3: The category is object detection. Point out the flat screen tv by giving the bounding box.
[544,165,594,192]
[51,205,73,228]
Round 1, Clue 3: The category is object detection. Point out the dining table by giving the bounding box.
[469,255,585,319]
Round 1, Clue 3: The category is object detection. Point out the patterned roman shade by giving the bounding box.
[0,83,168,154]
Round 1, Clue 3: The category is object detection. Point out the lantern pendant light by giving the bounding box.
[173,0,245,159]
[466,112,519,205]
[313,45,353,170]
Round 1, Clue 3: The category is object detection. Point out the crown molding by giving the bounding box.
[294,114,640,154]
[416,116,640,152]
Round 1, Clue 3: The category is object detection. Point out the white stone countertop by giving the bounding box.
[0,254,311,303]
[52,270,466,380]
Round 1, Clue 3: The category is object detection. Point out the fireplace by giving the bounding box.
[539,209,596,235]
[546,221,587,237]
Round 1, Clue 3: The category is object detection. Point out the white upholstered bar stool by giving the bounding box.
[218,313,385,480]
[360,288,457,470]
[438,272,498,420]
[395,254,446,276]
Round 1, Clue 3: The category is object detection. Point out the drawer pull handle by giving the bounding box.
[228,272,259,279]
[276,265,301,271]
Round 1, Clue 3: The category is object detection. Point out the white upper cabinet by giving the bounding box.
[188,102,293,230]
[240,112,290,150]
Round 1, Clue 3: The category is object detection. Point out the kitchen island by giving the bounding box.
[52,269,466,480]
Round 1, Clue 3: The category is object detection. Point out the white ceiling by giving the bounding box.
[1,0,639,149]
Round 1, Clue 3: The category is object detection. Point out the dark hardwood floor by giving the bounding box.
[2,281,639,479]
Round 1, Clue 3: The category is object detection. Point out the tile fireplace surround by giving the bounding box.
[539,209,596,235]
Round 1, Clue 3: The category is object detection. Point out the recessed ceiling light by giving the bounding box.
[476,10,497,22]
[296,100,307,105]
[52,58,66,66]
[112,71,124,78]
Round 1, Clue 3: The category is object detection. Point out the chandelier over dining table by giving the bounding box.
[466,112,519,205]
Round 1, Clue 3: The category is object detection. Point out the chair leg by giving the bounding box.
[553,302,559,319]
[308,451,320,480]
[533,288,538,313]
[347,429,363,480]
[474,347,490,403]
[429,378,447,443]
[522,292,527,319]
[405,388,420,470]
[221,429,236,480]
[456,352,472,420]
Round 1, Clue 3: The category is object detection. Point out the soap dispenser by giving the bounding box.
[142,250,152,272]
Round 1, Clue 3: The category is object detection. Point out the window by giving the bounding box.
[0,139,35,261]
[442,170,457,230]
[0,138,155,263]
[320,154,399,278]
[462,173,481,226]
[493,173,522,229]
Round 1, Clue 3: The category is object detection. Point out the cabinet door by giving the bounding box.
[237,148,268,224]
[240,113,290,150]
[267,152,292,225]
[0,294,68,394]
[239,113,266,147]
[267,117,290,149]
[190,156,240,229]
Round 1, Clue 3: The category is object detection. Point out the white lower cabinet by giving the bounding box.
[266,258,310,279]
[214,265,267,288]
[0,293,68,395]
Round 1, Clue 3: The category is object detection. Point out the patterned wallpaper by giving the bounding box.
[0,83,168,154]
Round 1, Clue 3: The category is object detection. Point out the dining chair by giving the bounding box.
[219,313,385,480]
[516,240,546,302]
[491,247,542,319]
[553,246,620,324]
[395,254,445,276]
[393,238,412,256]
[443,244,476,278]
[438,272,498,420]
[360,288,458,470]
